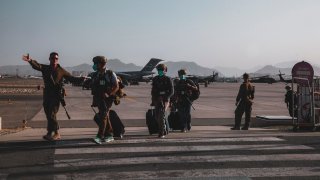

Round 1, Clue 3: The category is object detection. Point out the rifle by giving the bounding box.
[60,87,71,119]
[185,96,196,110]
[50,74,71,119]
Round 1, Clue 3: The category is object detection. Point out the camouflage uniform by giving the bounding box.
[91,69,118,139]
[233,75,255,130]
[175,78,196,131]
[151,73,174,137]
[29,60,84,134]
[285,86,297,117]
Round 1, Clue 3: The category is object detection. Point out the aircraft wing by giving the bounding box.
[115,72,132,79]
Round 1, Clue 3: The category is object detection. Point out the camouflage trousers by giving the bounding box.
[43,98,60,134]
[234,102,252,128]
[97,98,114,138]
[177,103,192,130]
[154,100,169,136]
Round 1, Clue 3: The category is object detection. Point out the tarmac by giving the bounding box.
[0,82,294,142]
[2,82,320,179]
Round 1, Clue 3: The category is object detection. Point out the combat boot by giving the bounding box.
[230,126,240,130]
[43,134,53,141]
[241,126,249,130]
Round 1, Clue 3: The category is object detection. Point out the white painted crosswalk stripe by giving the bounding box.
[54,136,285,147]
[54,153,320,168]
[53,135,318,178]
[55,144,312,155]
[116,136,285,143]
[54,167,320,179]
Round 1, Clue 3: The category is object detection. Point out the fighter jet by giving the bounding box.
[116,58,163,85]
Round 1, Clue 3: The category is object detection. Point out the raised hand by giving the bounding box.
[22,54,31,62]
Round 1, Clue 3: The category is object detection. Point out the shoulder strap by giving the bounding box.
[186,79,195,86]
[106,70,113,78]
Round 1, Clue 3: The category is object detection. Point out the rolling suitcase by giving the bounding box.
[146,108,158,135]
[109,110,125,138]
[168,111,181,131]
[93,108,125,138]
[146,107,169,135]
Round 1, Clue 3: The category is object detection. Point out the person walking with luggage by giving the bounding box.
[91,56,119,144]
[22,52,85,141]
[231,73,255,130]
[174,69,198,132]
[151,64,174,138]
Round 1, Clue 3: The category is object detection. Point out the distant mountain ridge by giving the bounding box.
[0,59,220,77]
[253,63,320,76]
[164,61,220,77]
[64,59,141,72]
[0,59,319,77]
[0,59,142,77]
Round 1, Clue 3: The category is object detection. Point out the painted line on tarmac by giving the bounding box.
[57,136,285,145]
[53,136,285,149]
[54,153,320,168]
[53,167,320,179]
[116,136,285,144]
[55,144,312,155]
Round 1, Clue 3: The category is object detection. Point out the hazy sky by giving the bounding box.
[1,0,320,69]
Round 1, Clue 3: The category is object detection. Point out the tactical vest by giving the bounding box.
[244,82,255,104]
[91,70,116,97]
[175,79,192,97]
[152,76,172,97]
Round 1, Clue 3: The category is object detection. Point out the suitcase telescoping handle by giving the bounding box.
[91,105,97,114]
[150,105,155,116]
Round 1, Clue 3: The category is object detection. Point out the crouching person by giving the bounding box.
[91,56,119,144]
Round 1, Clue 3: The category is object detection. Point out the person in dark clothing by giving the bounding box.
[285,85,297,117]
[174,69,198,132]
[231,73,255,130]
[91,56,119,144]
[151,64,174,138]
[22,52,85,141]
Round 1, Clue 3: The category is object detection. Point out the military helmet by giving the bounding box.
[92,56,107,64]
[243,73,249,79]
[156,63,167,71]
[178,69,187,76]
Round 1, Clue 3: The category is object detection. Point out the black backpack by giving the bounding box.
[188,79,200,101]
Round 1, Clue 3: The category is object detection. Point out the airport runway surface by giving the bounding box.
[27,82,290,128]
[2,81,320,179]
[1,126,320,179]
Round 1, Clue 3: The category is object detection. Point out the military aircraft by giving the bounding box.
[114,58,164,85]
[278,70,292,84]
[186,71,218,87]
[80,58,163,88]
[250,75,277,84]
[23,75,42,79]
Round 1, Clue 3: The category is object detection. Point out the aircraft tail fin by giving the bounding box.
[140,58,163,72]
[278,70,286,82]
